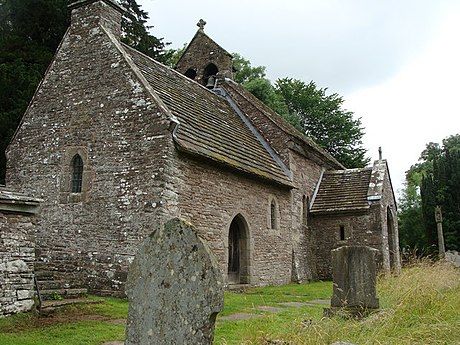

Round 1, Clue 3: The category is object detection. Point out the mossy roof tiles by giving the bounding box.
[311,168,372,213]
[123,45,292,187]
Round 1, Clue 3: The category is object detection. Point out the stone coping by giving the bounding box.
[0,188,42,214]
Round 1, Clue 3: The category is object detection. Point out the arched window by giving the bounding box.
[71,154,83,193]
[184,68,197,80]
[302,195,309,226]
[387,206,396,270]
[268,197,280,230]
[270,200,277,229]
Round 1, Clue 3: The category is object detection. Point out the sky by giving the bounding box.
[142,0,460,197]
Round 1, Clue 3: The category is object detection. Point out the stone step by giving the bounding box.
[34,262,57,270]
[36,279,68,291]
[227,283,250,292]
[40,288,88,300]
[41,298,104,312]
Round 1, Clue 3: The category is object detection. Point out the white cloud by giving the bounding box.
[144,0,460,196]
[345,8,460,194]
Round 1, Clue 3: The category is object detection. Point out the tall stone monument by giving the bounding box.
[435,206,446,258]
[325,246,379,318]
[125,218,224,345]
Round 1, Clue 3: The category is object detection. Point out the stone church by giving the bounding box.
[5,0,400,296]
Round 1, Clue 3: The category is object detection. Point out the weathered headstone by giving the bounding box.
[325,246,379,318]
[445,250,460,268]
[125,218,224,345]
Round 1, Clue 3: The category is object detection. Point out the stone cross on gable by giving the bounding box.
[197,19,207,31]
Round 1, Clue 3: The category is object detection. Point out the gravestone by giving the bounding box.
[125,218,224,345]
[325,246,379,318]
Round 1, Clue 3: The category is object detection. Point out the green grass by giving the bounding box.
[219,281,331,317]
[1,262,458,345]
[0,297,128,345]
[215,281,331,344]
[238,260,460,345]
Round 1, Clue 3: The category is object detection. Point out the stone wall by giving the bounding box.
[376,165,401,273]
[0,190,40,317]
[6,1,176,295]
[288,150,324,282]
[311,212,377,280]
[173,152,293,286]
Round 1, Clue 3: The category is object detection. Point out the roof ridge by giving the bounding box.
[325,167,372,174]
[221,80,344,169]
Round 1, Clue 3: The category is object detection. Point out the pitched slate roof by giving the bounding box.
[310,168,372,214]
[122,44,293,187]
[220,79,344,170]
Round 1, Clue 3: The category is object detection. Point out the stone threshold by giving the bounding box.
[41,298,104,311]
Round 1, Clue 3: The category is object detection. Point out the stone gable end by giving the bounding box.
[6,2,179,294]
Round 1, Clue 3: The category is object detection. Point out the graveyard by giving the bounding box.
[0,260,458,345]
[1,2,459,344]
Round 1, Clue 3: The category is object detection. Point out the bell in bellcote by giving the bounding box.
[206,75,216,89]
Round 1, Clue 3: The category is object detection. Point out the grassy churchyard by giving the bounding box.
[0,261,458,345]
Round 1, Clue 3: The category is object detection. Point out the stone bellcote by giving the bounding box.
[175,20,234,87]
[68,0,124,38]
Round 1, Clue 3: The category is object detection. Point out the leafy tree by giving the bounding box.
[275,78,369,168]
[233,53,267,84]
[163,43,187,68]
[232,54,295,127]
[0,0,70,185]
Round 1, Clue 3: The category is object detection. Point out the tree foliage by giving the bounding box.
[119,0,170,63]
[275,78,368,168]
[232,54,369,168]
[0,0,168,183]
[0,0,70,184]
[232,54,293,125]
[398,165,427,252]
[399,134,460,253]
[233,53,267,84]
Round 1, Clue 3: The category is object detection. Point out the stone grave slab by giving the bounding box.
[125,218,224,344]
[325,245,379,318]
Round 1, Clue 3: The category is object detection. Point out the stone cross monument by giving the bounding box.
[435,206,446,258]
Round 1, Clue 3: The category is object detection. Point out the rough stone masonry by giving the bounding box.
[0,189,41,317]
[125,218,224,345]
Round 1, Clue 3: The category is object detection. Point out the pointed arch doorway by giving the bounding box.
[227,214,250,285]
